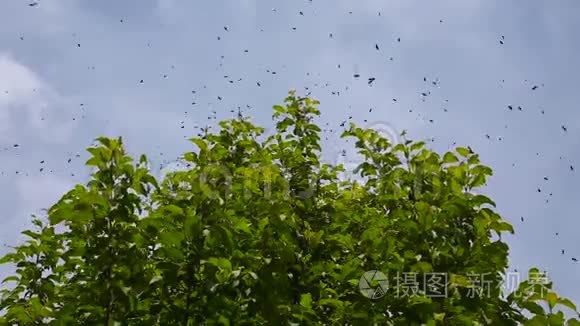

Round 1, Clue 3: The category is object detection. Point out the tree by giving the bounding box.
[1,91,578,325]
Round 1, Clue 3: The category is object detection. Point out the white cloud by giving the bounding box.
[0,53,77,144]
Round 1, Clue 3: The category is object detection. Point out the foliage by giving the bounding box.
[1,91,579,325]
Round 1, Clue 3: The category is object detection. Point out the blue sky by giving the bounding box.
[1,0,579,304]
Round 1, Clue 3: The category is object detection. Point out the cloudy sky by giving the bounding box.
[1,0,579,305]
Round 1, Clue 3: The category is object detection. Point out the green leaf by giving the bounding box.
[233,219,251,234]
[567,318,580,326]
[409,295,432,305]
[149,275,163,285]
[300,293,312,308]
[471,194,496,207]
[412,261,433,273]
[218,315,230,326]
[21,230,40,240]
[208,257,232,271]
[491,220,514,234]
[546,291,559,310]
[273,105,285,116]
[547,311,565,325]
[319,298,344,308]
[557,297,577,312]
[443,152,459,163]
[456,147,470,157]
[352,312,368,319]
[520,301,545,315]
[162,205,184,216]
[410,141,426,152]
[450,274,471,287]
[184,214,201,238]
[525,315,549,326]
[467,154,480,165]
[215,225,234,251]
[190,138,208,151]
[1,276,19,284]
[0,253,16,264]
